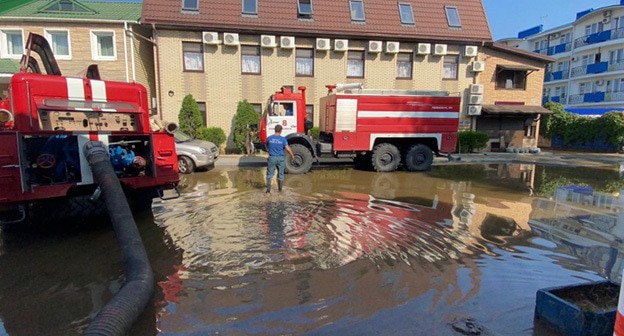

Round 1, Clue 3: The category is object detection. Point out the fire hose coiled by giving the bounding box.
[82,141,154,336]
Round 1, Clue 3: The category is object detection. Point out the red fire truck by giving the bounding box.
[0,33,179,226]
[259,84,460,174]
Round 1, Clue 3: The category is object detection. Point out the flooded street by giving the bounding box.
[1,164,623,335]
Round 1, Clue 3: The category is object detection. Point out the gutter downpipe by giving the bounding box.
[129,25,137,82]
[123,22,129,83]
[151,23,163,120]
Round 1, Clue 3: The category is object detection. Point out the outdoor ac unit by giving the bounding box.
[434,44,448,55]
[571,56,578,61]
[550,33,560,39]
[280,36,295,49]
[603,17,611,24]
[202,32,220,44]
[386,41,400,53]
[261,35,277,48]
[469,84,484,94]
[223,33,239,46]
[472,61,485,72]
[467,105,482,116]
[604,10,612,17]
[596,80,605,86]
[368,41,382,53]
[469,95,484,105]
[464,46,478,57]
[316,38,330,50]
[334,39,349,52]
[417,43,431,55]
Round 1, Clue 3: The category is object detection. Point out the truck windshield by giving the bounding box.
[174,131,192,143]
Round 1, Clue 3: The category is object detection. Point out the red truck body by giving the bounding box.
[0,33,179,225]
[261,84,461,173]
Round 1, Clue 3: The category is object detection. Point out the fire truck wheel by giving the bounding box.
[371,143,401,172]
[178,156,195,174]
[286,144,313,174]
[404,144,434,171]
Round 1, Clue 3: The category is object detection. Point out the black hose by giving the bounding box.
[82,141,154,336]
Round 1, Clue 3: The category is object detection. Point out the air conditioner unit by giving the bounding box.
[467,105,482,116]
[571,56,578,62]
[434,44,448,55]
[334,39,349,52]
[280,36,295,49]
[417,43,431,55]
[469,95,484,105]
[596,80,605,86]
[603,17,611,24]
[368,41,382,53]
[261,35,277,48]
[202,32,220,44]
[604,10,612,17]
[223,33,239,46]
[472,61,485,72]
[385,41,400,54]
[464,46,478,57]
[469,84,484,94]
[316,38,330,51]
[550,33,560,39]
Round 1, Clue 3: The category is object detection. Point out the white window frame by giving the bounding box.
[90,30,116,61]
[182,0,199,11]
[44,29,72,60]
[0,28,24,59]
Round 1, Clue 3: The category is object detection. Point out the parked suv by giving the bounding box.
[174,131,219,174]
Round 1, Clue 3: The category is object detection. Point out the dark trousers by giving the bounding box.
[267,156,285,182]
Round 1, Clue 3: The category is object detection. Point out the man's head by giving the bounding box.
[274,124,283,134]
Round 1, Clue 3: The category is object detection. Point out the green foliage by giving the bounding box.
[457,131,489,153]
[197,127,226,147]
[309,126,320,139]
[540,104,624,148]
[233,100,260,152]
[178,94,204,139]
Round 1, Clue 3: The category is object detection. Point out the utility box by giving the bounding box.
[534,281,619,336]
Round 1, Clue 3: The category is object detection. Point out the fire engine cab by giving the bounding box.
[260,84,460,174]
[0,33,179,226]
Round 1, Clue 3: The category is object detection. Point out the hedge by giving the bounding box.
[457,130,489,153]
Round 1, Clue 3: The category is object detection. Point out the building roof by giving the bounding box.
[0,0,35,14]
[142,0,493,43]
[0,0,142,21]
[485,42,555,63]
[482,104,553,115]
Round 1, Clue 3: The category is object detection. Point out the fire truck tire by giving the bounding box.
[178,156,195,174]
[371,143,401,172]
[404,144,434,171]
[286,144,313,174]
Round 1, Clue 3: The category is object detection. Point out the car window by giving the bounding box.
[174,131,192,143]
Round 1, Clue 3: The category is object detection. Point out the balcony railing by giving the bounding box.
[543,96,567,105]
[534,42,572,56]
[570,60,624,78]
[568,91,624,104]
[545,70,570,82]
[606,91,624,102]
[574,27,624,49]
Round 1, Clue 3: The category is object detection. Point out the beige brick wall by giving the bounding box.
[156,30,483,148]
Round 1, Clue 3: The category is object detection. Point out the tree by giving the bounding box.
[233,100,259,152]
[540,101,567,139]
[178,94,204,139]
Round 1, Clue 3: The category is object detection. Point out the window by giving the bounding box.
[579,82,588,94]
[306,105,314,123]
[297,0,313,18]
[442,55,458,80]
[1,30,23,58]
[90,31,115,60]
[609,49,624,63]
[347,51,364,77]
[496,68,527,90]
[396,52,413,79]
[614,78,624,92]
[242,46,261,74]
[398,3,414,25]
[183,42,203,71]
[534,42,539,50]
[295,49,314,76]
[242,0,257,15]
[182,0,199,11]
[251,103,262,119]
[445,6,461,28]
[349,0,365,22]
[198,102,207,126]
[44,30,71,59]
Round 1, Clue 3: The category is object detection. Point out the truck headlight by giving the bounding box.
[0,109,13,124]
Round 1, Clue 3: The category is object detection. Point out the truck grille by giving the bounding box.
[211,147,218,153]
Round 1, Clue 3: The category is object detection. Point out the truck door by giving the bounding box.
[0,133,24,200]
[267,101,297,137]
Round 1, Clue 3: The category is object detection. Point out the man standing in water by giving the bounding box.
[266,124,295,193]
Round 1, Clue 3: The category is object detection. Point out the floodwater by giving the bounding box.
[1,163,623,335]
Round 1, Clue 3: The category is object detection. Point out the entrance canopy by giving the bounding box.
[482,104,552,115]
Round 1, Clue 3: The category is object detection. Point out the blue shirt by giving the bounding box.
[267,134,288,156]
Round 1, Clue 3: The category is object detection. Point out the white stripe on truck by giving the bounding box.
[358,111,459,119]
[90,80,107,102]
[66,78,85,101]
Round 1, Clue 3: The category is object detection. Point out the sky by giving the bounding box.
[483,0,620,40]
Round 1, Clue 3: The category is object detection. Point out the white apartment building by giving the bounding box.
[499,2,624,116]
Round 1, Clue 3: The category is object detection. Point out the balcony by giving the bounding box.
[545,70,570,82]
[533,42,572,56]
[568,91,624,104]
[542,95,567,105]
[573,27,624,49]
[570,60,624,78]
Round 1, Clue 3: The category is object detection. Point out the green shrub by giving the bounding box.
[309,126,320,139]
[178,94,204,139]
[233,100,259,152]
[198,127,226,147]
[457,130,489,153]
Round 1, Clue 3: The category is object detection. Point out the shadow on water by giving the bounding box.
[1,163,623,335]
